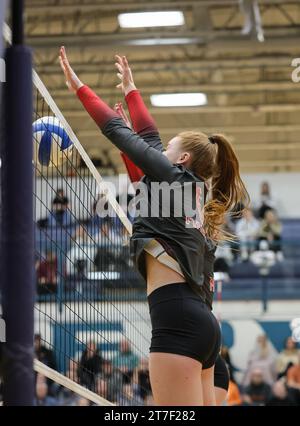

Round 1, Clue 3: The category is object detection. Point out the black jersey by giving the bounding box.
[102,117,217,307]
[77,86,218,308]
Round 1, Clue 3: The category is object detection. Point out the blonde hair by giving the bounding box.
[178,131,250,241]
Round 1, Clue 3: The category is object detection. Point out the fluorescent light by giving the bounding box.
[127,37,200,46]
[150,93,208,107]
[118,11,185,28]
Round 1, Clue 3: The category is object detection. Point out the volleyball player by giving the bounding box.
[59,46,249,406]
[113,82,229,405]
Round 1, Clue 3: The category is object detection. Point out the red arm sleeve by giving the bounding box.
[120,152,144,183]
[120,89,164,182]
[77,85,119,129]
[76,85,144,182]
[125,89,158,135]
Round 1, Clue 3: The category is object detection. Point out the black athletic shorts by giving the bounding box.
[214,354,229,391]
[147,282,221,369]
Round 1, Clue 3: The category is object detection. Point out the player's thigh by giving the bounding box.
[149,352,203,406]
[215,386,228,406]
[201,365,216,406]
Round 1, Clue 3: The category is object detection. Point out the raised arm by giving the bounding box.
[59,47,183,183]
[115,55,163,152]
[114,102,144,183]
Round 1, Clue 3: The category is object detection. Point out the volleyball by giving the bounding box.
[33,116,73,167]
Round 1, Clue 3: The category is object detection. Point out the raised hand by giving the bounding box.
[115,54,136,96]
[59,46,84,93]
[114,102,132,129]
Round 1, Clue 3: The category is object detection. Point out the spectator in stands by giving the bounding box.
[94,219,128,272]
[100,359,123,403]
[86,198,103,234]
[34,333,57,371]
[78,341,104,391]
[287,352,300,392]
[36,251,58,295]
[34,374,58,406]
[132,357,152,402]
[258,209,282,255]
[118,383,144,406]
[266,379,297,406]
[235,207,260,260]
[66,225,97,277]
[242,368,272,406]
[243,335,277,387]
[48,189,72,227]
[276,337,300,378]
[214,216,236,272]
[112,339,139,384]
[256,181,278,219]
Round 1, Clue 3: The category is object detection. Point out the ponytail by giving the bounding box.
[203,134,250,241]
[178,131,250,241]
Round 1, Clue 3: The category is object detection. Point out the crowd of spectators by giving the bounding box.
[35,188,130,295]
[225,334,300,406]
[215,181,284,274]
[1,332,299,406]
[31,336,152,406]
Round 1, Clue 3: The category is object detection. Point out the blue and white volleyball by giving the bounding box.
[33,116,73,167]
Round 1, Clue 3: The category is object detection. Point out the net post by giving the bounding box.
[1,0,34,405]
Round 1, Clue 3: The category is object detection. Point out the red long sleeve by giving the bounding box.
[125,89,158,136]
[77,85,118,129]
[120,152,144,183]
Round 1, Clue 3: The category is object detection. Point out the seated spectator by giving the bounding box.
[276,337,300,378]
[242,368,272,406]
[287,352,300,393]
[34,374,58,406]
[257,209,282,255]
[100,359,123,403]
[48,189,72,227]
[78,341,104,391]
[242,335,277,387]
[66,225,97,276]
[132,357,152,402]
[94,218,126,272]
[266,379,297,406]
[34,334,57,370]
[112,339,139,384]
[256,181,278,219]
[235,207,260,260]
[118,383,144,406]
[36,251,58,295]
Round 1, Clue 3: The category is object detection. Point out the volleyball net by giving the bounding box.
[3,24,152,406]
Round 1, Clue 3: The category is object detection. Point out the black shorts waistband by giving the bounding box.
[147,282,205,307]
